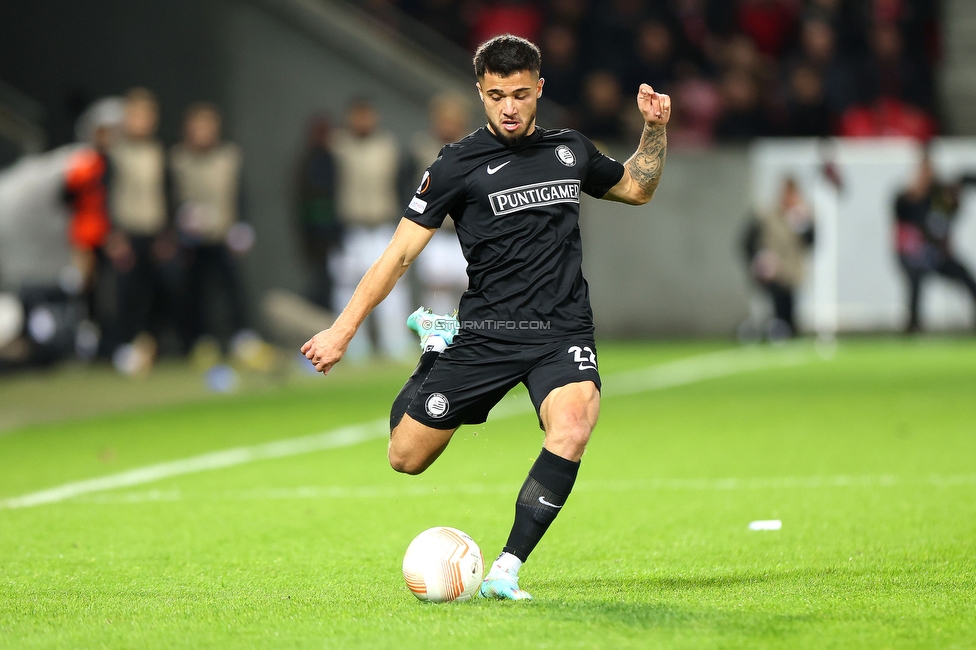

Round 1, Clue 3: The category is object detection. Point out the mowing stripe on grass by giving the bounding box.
[0,345,813,510]
[67,473,976,504]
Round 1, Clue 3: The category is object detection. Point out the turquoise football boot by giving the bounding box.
[479,567,533,601]
[406,306,459,351]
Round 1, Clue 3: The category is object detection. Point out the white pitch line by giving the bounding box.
[0,420,388,509]
[605,346,810,397]
[0,345,813,510]
[487,345,810,419]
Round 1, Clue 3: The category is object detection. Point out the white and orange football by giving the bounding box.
[402,527,484,602]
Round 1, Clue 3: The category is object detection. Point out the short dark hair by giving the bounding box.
[185,101,220,121]
[125,87,157,108]
[347,96,374,111]
[473,34,542,79]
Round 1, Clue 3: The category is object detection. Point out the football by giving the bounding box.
[402,527,485,602]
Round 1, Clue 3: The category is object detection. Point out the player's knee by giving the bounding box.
[387,434,430,475]
[549,403,595,448]
[388,447,428,475]
[390,459,426,475]
[553,386,598,428]
[563,421,593,450]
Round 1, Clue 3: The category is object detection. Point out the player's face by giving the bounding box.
[476,70,544,145]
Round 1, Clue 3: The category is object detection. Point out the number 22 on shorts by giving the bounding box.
[568,345,597,371]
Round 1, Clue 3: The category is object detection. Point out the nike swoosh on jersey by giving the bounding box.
[538,496,563,508]
[486,161,511,174]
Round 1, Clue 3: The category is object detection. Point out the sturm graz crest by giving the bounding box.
[555,145,576,167]
[425,393,450,418]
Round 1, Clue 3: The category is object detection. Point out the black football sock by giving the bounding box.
[502,447,580,562]
[389,350,440,431]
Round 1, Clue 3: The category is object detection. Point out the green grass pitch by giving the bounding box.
[1,339,974,649]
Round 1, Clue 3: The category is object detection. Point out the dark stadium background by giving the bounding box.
[2,0,968,344]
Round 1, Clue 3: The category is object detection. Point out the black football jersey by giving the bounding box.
[404,126,625,342]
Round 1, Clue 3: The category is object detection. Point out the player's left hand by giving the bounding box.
[637,84,671,127]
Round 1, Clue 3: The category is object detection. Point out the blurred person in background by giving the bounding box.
[62,98,124,359]
[622,20,678,96]
[784,63,831,137]
[106,88,178,376]
[538,25,582,109]
[295,114,341,312]
[786,16,858,120]
[670,0,734,71]
[742,177,814,339]
[713,33,778,140]
[665,61,721,149]
[331,98,412,361]
[581,0,646,75]
[409,92,471,315]
[547,0,588,29]
[803,0,862,55]
[65,103,116,286]
[838,18,937,139]
[857,20,933,113]
[170,102,264,370]
[894,154,976,334]
[719,31,768,80]
[578,71,627,145]
[0,93,136,370]
[714,68,773,141]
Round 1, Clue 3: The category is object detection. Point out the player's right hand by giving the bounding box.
[637,84,671,127]
[301,328,348,375]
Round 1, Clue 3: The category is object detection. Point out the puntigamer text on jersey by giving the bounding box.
[488,180,581,216]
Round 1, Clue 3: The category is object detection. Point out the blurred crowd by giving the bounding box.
[0,88,271,380]
[0,0,967,372]
[363,0,942,146]
[0,88,475,377]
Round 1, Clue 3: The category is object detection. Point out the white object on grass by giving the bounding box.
[748,519,782,530]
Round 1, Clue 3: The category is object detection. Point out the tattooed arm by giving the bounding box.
[604,84,671,205]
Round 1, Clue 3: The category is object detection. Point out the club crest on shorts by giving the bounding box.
[425,393,450,418]
[555,145,576,167]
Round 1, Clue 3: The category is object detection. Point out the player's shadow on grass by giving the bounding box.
[540,570,781,592]
[534,571,815,633]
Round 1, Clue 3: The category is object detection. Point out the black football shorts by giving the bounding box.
[405,330,602,430]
